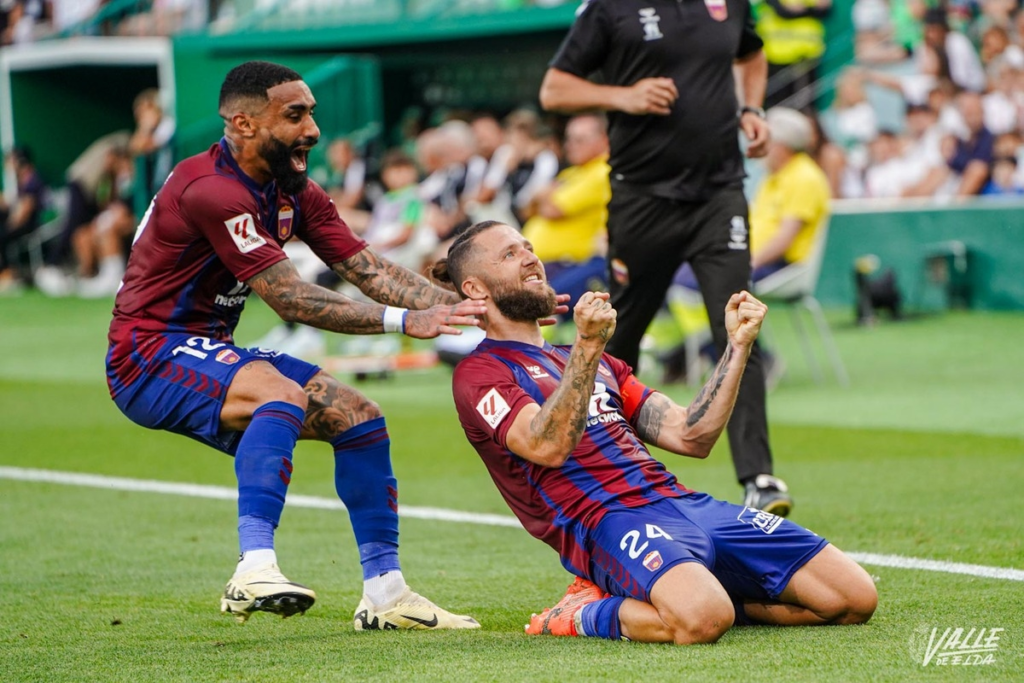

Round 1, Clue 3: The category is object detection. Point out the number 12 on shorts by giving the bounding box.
[620,524,673,559]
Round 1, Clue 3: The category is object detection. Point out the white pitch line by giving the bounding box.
[2,466,1022,582]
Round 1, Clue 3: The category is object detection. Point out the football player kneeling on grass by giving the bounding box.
[436,221,877,643]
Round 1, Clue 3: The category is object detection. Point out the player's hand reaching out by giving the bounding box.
[539,293,571,327]
[619,77,678,116]
[574,291,617,347]
[724,291,767,349]
[403,299,488,339]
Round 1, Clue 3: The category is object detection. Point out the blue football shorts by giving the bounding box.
[585,492,829,603]
[110,332,321,455]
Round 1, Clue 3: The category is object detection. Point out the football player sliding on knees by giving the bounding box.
[443,221,876,644]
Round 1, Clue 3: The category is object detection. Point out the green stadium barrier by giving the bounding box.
[818,200,1024,312]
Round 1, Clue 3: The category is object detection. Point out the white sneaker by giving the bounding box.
[250,324,295,351]
[77,272,122,299]
[277,325,326,360]
[34,266,73,297]
[353,587,480,631]
[220,562,316,624]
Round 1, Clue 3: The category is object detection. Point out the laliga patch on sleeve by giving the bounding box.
[476,387,511,430]
[224,213,267,253]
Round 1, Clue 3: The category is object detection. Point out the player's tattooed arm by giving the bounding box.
[634,344,748,459]
[506,340,605,468]
[332,248,461,309]
[247,259,389,334]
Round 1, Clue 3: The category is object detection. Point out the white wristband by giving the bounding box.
[382,306,408,334]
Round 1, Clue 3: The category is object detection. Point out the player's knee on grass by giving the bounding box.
[651,564,735,644]
[783,545,878,625]
[662,595,734,644]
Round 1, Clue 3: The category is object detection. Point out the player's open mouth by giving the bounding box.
[290,147,309,173]
[523,273,545,285]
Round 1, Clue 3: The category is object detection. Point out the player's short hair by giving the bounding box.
[430,220,506,298]
[219,61,302,114]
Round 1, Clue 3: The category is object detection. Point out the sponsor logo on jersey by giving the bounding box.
[639,8,663,40]
[278,205,294,241]
[728,215,748,250]
[225,213,266,253]
[215,349,240,365]
[525,364,550,379]
[477,388,512,429]
[737,506,783,534]
[704,0,727,21]
[642,550,664,571]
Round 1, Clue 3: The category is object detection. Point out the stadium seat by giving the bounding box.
[753,219,849,386]
[16,187,68,275]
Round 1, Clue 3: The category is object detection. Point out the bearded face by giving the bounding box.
[489,276,557,322]
[260,133,314,195]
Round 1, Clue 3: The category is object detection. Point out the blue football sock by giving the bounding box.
[579,596,625,640]
[331,417,400,580]
[234,401,304,553]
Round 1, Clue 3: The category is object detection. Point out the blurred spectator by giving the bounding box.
[520,113,610,315]
[321,138,367,211]
[904,90,995,197]
[808,113,854,198]
[117,0,207,36]
[755,0,831,110]
[828,69,879,148]
[50,0,100,35]
[463,113,517,227]
[2,0,48,45]
[981,154,1024,195]
[983,58,1024,135]
[0,145,46,293]
[362,149,436,273]
[503,108,559,227]
[417,121,474,242]
[34,131,131,296]
[921,7,985,92]
[863,129,907,196]
[979,25,1024,68]
[128,88,175,216]
[854,0,925,64]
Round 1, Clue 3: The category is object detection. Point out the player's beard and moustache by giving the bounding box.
[261,134,317,195]
[489,277,557,322]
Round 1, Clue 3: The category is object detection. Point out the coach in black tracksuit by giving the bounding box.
[540,0,793,515]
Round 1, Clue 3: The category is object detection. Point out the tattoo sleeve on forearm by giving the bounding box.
[530,345,603,457]
[247,260,386,334]
[333,248,460,309]
[635,392,673,443]
[685,344,733,428]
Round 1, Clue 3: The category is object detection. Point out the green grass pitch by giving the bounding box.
[1,292,1022,682]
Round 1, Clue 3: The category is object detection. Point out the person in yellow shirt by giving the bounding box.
[521,113,611,315]
[749,107,831,278]
[754,0,831,110]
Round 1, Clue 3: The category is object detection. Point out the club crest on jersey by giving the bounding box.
[224,213,266,253]
[525,364,550,379]
[728,215,748,250]
[278,205,294,241]
[477,388,511,430]
[611,258,629,286]
[215,349,240,365]
[705,0,728,21]
[597,363,612,378]
[643,550,664,571]
[639,8,663,41]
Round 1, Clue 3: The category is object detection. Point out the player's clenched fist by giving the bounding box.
[724,291,767,348]
[574,291,617,344]
[404,299,488,339]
